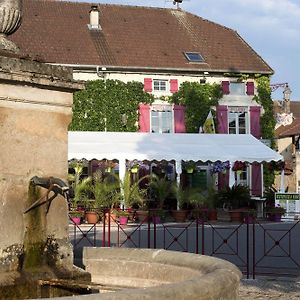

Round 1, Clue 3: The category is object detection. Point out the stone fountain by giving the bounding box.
[0,0,242,299]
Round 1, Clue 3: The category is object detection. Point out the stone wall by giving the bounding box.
[0,55,83,272]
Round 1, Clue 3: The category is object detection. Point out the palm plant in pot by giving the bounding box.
[216,184,251,222]
[112,171,149,223]
[88,171,120,224]
[149,175,173,223]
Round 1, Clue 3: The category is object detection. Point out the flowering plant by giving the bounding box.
[126,160,148,172]
[210,161,230,174]
[268,161,285,172]
[232,161,246,171]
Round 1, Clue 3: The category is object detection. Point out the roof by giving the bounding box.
[10,0,273,74]
[275,101,300,138]
[68,132,282,163]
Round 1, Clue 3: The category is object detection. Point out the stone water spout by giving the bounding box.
[0,0,22,52]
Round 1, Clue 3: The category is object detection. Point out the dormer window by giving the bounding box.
[184,52,204,62]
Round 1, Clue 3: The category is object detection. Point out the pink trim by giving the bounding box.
[222,81,230,95]
[250,106,261,139]
[246,82,255,95]
[174,105,186,133]
[216,105,228,134]
[251,163,262,196]
[144,78,152,92]
[170,79,179,93]
[138,104,150,132]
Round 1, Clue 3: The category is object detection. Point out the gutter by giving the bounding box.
[49,63,273,76]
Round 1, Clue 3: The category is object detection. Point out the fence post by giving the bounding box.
[102,209,106,247]
[252,218,256,279]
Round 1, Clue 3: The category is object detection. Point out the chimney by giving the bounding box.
[88,5,101,30]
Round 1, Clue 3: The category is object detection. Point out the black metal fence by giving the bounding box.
[69,210,300,278]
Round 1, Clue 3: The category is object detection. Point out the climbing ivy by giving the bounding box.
[254,75,276,188]
[169,82,222,133]
[69,79,154,132]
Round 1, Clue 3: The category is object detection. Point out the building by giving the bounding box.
[10,0,275,197]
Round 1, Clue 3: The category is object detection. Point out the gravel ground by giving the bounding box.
[239,277,300,299]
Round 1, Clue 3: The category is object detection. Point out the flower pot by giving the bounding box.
[208,209,218,221]
[152,216,161,224]
[119,216,128,225]
[171,210,188,223]
[105,211,117,224]
[70,216,81,225]
[229,210,243,222]
[135,210,149,223]
[186,168,194,174]
[85,211,99,224]
[131,167,139,173]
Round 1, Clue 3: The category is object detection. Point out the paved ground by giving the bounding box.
[239,277,300,299]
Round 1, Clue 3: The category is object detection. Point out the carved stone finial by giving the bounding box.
[0,0,22,53]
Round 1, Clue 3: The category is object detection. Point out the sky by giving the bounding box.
[75,0,300,100]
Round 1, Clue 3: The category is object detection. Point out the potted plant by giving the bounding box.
[216,184,251,222]
[116,210,130,225]
[266,205,286,222]
[69,210,83,225]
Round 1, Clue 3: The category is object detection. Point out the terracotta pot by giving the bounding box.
[105,212,117,224]
[208,209,218,221]
[85,211,99,224]
[229,210,243,222]
[171,210,188,223]
[135,210,149,222]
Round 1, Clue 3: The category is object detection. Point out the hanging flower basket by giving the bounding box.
[232,161,246,172]
[183,161,196,173]
[127,159,145,173]
[210,161,230,174]
[268,161,285,174]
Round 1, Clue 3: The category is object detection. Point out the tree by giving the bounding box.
[69,79,154,132]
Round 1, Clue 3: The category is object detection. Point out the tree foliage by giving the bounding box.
[169,82,222,133]
[69,79,154,131]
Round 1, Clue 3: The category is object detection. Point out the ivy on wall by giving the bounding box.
[169,82,222,133]
[69,79,154,132]
[254,75,276,188]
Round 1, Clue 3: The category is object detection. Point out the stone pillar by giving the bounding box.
[0,54,83,273]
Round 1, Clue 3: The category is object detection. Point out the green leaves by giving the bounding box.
[69,79,154,132]
[170,82,222,133]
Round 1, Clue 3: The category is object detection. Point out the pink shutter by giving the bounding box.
[251,163,262,196]
[222,81,230,95]
[250,106,261,139]
[174,105,186,133]
[216,105,228,134]
[218,171,229,191]
[138,104,150,132]
[170,79,179,93]
[144,78,152,92]
[246,82,255,95]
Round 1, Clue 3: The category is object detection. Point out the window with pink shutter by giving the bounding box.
[138,104,150,132]
[174,105,186,133]
[250,106,261,139]
[170,79,179,93]
[144,78,152,92]
[221,81,230,95]
[246,82,255,95]
[216,105,228,133]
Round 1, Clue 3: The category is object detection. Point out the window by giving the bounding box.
[184,52,204,62]
[228,107,248,134]
[153,79,167,92]
[151,105,173,133]
[230,82,245,95]
[234,167,248,186]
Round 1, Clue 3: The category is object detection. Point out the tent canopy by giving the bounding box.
[68,132,283,163]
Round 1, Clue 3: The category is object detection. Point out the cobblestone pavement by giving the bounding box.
[239,277,300,299]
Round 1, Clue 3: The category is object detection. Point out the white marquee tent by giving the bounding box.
[68,131,283,190]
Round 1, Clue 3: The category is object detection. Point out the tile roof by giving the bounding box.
[10,0,273,73]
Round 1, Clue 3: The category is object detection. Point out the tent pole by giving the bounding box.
[119,158,126,208]
[228,161,235,187]
[280,169,285,192]
[175,160,182,210]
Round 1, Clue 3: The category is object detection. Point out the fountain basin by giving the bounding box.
[53,247,241,300]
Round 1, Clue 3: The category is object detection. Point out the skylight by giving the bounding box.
[184,52,204,62]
